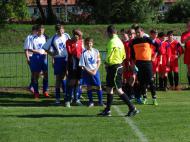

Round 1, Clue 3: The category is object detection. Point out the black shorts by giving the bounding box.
[106,64,123,89]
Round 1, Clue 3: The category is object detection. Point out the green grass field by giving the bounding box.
[0,90,190,142]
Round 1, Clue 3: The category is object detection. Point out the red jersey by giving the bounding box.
[66,39,83,59]
[123,40,132,61]
[166,40,183,62]
[181,31,190,64]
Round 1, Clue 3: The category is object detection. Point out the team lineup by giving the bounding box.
[23,21,190,117]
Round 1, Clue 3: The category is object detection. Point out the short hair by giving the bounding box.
[85,37,93,43]
[127,28,135,34]
[150,29,158,34]
[120,28,128,34]
[72,29,82,37]
[36,24,44,30]
[167,30,174,35]
[135,26,144,32]
[158,32,165,38]
[131,24,139,30]
[107,25,117,34]
[55,24,63,31]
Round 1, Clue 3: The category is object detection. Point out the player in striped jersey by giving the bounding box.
[28,24,49,99]
[43,24,70,104]
[79,37,104,107]
[23,25,37,94]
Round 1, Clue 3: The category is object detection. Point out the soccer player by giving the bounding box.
[23,25,37,94]
[181,20,190,87]
[121,29,136,100]
[131,27,159,105]
[158,32,171,91]
[98,25,139,117]
[65,29,84,107]
[79,37,103,107]
[43,24,70,104]
[167,31,184,90]
[28,24,49,99]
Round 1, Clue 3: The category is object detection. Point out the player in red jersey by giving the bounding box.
[181,20,190,86]
[167,31,184,90]
[150,29,161,79]
[158,32,171,91]
[121,28,137,100]
[65,29,84,107]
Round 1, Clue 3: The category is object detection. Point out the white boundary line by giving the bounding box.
[113,106,148,142]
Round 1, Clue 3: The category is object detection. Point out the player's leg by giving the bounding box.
[42,55,49,97]
[55,74,62,104]
[87,86,93,107]
[168,71,174,89]
[187,64,190,86]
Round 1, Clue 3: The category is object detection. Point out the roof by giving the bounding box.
[163,0,176,3]
[27,0,77,6]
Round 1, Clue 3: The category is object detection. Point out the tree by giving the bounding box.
[46,0,57,24]
[36,0,46,24]
[165,0,190,23]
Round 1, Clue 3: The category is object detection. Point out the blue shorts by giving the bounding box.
[54,57,67,75]
[82,70,101,86]
[30,54,48,72]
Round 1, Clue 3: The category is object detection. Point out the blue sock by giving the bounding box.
[65,86,73,102]
[97,90,103,104]
[43,78,48,93]
[33,81,39,93]
[74,85,80,101]
[55,88,60,100]
[87,90,93,103]
[61,80,66,93]
[29,77,34,89]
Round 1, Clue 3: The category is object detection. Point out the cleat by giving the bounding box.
[43,92,50,98]
[142,98,148,105]
[28,87,34,94]
[34,93,39,99]
[88,102,94,107]
[153,99,158,106]
[97,108,111,117]
[76,100,83,106]
[65,102,71,108]
[136,98,143,104]
[126,108,139,117]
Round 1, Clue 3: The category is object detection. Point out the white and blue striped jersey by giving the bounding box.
[43,33,70,58]
[24,34,36,56]
[79,48,101,70]
[29,34,46,54]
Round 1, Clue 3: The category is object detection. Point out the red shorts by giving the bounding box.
[169,59,178,72]
[152,58,159,74]
[123,71,134,80]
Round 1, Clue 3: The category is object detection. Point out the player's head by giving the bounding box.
[36,24,45,35]
[55,24,64,36]
[131,23,139,30]
[85,37,93,49]
[127,28,136,39]
[158,32,165,41]
[107,25,117,38]
[135,27,144,38]
[150,29,158,39]
[120,28,128,41]
[186,20,190,31]
[167,30,174,41]
[72,29,82,40]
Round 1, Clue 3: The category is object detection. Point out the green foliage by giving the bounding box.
[165,0,190,23]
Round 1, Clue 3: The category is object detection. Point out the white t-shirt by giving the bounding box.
[29,34,46,54]
[79,48,100,70]
[43,33,70,58]
[23,34,35,56]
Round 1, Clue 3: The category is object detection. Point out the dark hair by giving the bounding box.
[158,32,165,38]
[131,23,139,30]
[36,24,44,30]
[150,29,158,34]
[120,28,128,34]
[72,29,82,37]
[107,25,117,34]
[85,37,93,43]
[55,24,63,31]
[135,26,144,32]
[167,30,174,35]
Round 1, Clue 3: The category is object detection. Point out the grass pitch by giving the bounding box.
[0,90,190,142]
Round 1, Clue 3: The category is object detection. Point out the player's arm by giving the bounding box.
[181,35,190,44]
[24,49,30,64]
[43,37,58,56]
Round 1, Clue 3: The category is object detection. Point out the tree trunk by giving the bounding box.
[36,0,46,24]
[46,0,57,24]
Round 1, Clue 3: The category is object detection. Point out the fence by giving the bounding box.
[0,51,187,88]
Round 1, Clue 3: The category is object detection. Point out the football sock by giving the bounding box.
[55,88,60,100]
[87,90,93,103]
[168,72,174,86]
[106,94,113,110]
[97,90,103,104]
[33,81,39,93]
[174,72,179,87]
[43,78,48,93]
[61,80,66,93]
[119,93,135,110]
